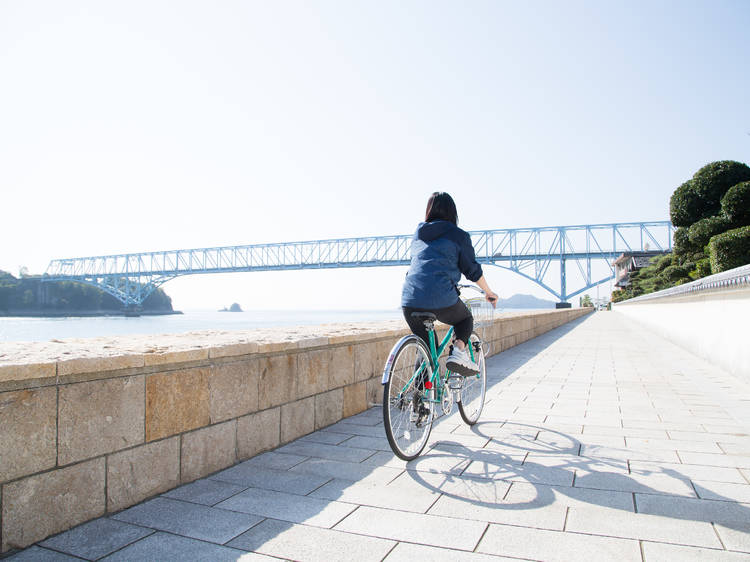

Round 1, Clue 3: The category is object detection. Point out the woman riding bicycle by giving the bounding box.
[401,192,499,376]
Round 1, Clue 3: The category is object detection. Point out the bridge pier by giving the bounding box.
[555,302,572,309]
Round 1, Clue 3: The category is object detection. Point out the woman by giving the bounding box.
[401,192,498,375]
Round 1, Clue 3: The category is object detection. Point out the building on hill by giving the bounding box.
[613,251,665,289]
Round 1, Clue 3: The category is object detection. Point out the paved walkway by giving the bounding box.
[8,312,750,561]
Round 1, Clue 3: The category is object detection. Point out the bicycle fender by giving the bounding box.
[381,335,416,385]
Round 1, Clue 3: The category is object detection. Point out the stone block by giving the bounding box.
[354,342,380,383]
[237,407,280,460]
[0,387,56,482]
[208,342,259,359]
[58,376,144,466]
[343,381,367,418]
[0,362,56,384]
[2,458,105,552]
[329,345,355,388]
[367,376,383,406]
[107,436,180,512]
[315,388,343,430]
[143,348,209,366]
[297,336,329,349]
[297,349,331,398]
[57,355,145,377]
[258,354,297,409]
[281,397,315,443]
[208,360,258,423]
[145,367,209,442]
[181,420,237,483]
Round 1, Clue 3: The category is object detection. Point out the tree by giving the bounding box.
[580,294,593,307]
[721,181,750,226]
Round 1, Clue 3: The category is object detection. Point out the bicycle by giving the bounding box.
[381,284,490,460]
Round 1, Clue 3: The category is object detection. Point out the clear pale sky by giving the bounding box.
[1,1,748,310]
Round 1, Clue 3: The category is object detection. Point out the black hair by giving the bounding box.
[425,192,458,224]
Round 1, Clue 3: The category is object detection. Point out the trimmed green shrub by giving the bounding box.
[669,180,705,227]
[673,226,697,258]
[721,181,750,226]
[709,225,750,273]
[660,265,690,284]
[654,254,674,272]
[694,258,712,278]
[692,160,750,215]
[688,215,731,248]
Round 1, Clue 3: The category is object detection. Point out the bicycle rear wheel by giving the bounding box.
[458,332,486,425]
[382,336,435,460]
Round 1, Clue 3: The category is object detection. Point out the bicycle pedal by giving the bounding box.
[446,374,463,390]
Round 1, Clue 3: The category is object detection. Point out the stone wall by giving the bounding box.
[0,308,590,552]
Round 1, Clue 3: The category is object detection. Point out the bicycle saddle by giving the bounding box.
[410,312,437,322]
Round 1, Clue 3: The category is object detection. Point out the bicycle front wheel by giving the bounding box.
[382,336,435,460]
[458,332,486,425]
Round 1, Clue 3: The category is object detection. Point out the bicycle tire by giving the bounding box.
[382,336,435,460]
[458,332,486,425]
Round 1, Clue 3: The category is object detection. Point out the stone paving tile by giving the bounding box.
[691,481,750,503]
[679,452,750,469]
[275,440,377,462]
[215,487,356,528]
[112,497,262,544]
[462,454,575,486]
[668,430,749,443]
[335,505,486,551]
[629,460,748,484]
[580,444,682,463]
[503,480,635,511]
[310,476,440,513]
[99,532,267,562]
[574,469,697,497]
[566,506,722,548]
[5,546,82,560]
[323,421,386,438]
[239,450,309,470]
[641,541,750,561]
[227,518,395,562]
[427,492,567,530]
[626,437,724,453]
[300,430,353,445]
[289,457,403,484]
[384,541,519,561]
[336,434,394,451]
[209,463,331,494]
[162,478,247,506]
[389,469,512,501]
[38,518,154,560]
[719,442,750,455]
[476,523,642,562]
[714,522,750,553]
[361,449,478,475]
[634,493,750,524]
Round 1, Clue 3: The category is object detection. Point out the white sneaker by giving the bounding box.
[446,346,480,376]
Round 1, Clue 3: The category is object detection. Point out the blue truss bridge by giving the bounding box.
[43,221,673,309]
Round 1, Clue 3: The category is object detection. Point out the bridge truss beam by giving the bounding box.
[43,221,673,307]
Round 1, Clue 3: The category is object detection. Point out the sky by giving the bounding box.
[1,0,749,311]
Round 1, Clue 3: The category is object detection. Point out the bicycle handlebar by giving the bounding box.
[457,283,485,295]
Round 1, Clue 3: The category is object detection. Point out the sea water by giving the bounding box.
[0,309,403,343]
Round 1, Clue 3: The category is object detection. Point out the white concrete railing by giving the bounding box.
[613,264,750,382]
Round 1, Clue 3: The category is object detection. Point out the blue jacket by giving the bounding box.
[401,220,483,309]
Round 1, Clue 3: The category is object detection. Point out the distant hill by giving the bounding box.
[501,293,555,309]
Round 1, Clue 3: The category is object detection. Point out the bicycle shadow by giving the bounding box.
[401,420,750,534]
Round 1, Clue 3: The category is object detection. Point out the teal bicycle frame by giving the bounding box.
[403,324,479,407]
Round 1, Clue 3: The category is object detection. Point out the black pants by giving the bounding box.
[403,300,473,348]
